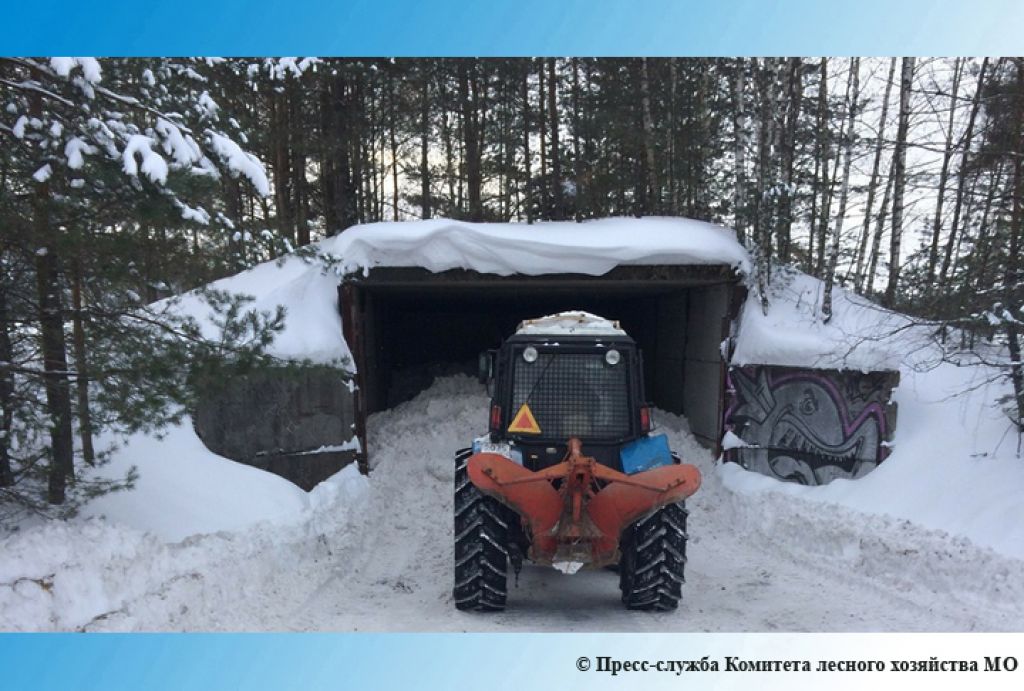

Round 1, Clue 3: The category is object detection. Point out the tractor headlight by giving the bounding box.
[523,346,538,363]
[605,349,621,366]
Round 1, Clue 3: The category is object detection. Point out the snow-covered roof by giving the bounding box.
[177,216,747,365]
[178,217,903,373]
[324,217,751,277]
[516,311,627,337]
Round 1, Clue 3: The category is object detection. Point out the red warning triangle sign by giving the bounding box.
[507,403,542,434]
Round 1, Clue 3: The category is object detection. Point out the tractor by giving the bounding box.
[453,311,701,611]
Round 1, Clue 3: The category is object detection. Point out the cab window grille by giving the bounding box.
[511,352,630,440]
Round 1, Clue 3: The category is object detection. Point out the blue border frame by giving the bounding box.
[3,0,1023,56]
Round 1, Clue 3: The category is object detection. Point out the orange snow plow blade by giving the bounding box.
[467,438,700,568]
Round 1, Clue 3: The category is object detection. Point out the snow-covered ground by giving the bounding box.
[2,375,1022,632]
[2,218,1021,632]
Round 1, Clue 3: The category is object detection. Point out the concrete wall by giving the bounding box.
[193,366,357,490]
[684,285,730,446]
[723,365,899,485]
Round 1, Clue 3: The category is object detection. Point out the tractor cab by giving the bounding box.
[479,312,651,471]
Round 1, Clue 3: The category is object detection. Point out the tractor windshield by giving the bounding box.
[511,350,631,441]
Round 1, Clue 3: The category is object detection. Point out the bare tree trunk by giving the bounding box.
[926,58,963,284]
[640,58,659,212]
[583,60,598,218]
[289,76,309,246]
[972,162,1004,294]
[884,57,915,307]
[522,63,532,223]
[420,67,432,219]
[0,282,13,487]
[547,59,563,219]
[813,58,832,275]
[70,256,94,466]
[439,70,457,215]
[319,69,357,234]
[33,173,75,504]
[1003,58,1024,430]
[731,59,748,244]
[538,61,547,182]
[318,71,338,233]
[21,89,75,505]
[941,58,990,286]
[669,58,680,215]
[854,58,896,291]
[388,70,400,221]
[866,158,896,295]
[459,62,483,221]
[754,58,776,313]
[571,58,582,222]
[272,82,293,241]
[823,58,860,322]
[777,58,803,263]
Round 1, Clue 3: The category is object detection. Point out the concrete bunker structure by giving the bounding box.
[193,218,898,489]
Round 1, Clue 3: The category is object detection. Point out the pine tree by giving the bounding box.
[0,58,283,515]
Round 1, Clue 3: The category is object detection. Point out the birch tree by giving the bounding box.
[884,57,915,308]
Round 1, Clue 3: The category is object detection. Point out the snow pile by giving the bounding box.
[0,464,369,632]
[516,311,626,336]
[207,132,271,196]
[122,134,170,184]
[82,419,310,542]
[726,268,1024,561]
[720,359,1024,560]
[732,270,914,371]
[177,250,353,365]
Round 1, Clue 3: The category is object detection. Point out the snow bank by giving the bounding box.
[82,419,310,542]
[720,360,1024,560]
[732,271,914,372]
[0,464,369,632]
[727,269,1024,561]
[3,375,1023,631]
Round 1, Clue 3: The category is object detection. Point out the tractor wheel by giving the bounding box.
[619,500,688,611]
[453,448,509,611]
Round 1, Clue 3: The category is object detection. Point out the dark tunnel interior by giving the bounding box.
[346,273,738,446]
[378,289,672,407]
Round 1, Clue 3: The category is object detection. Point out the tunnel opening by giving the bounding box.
[340,265,744,456]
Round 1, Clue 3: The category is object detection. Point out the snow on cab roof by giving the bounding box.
[324,217,751,277]
[516,311,627,337]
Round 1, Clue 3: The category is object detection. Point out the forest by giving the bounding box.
[1,57,1023,515]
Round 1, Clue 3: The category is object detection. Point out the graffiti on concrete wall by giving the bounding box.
[723,366,898,485]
